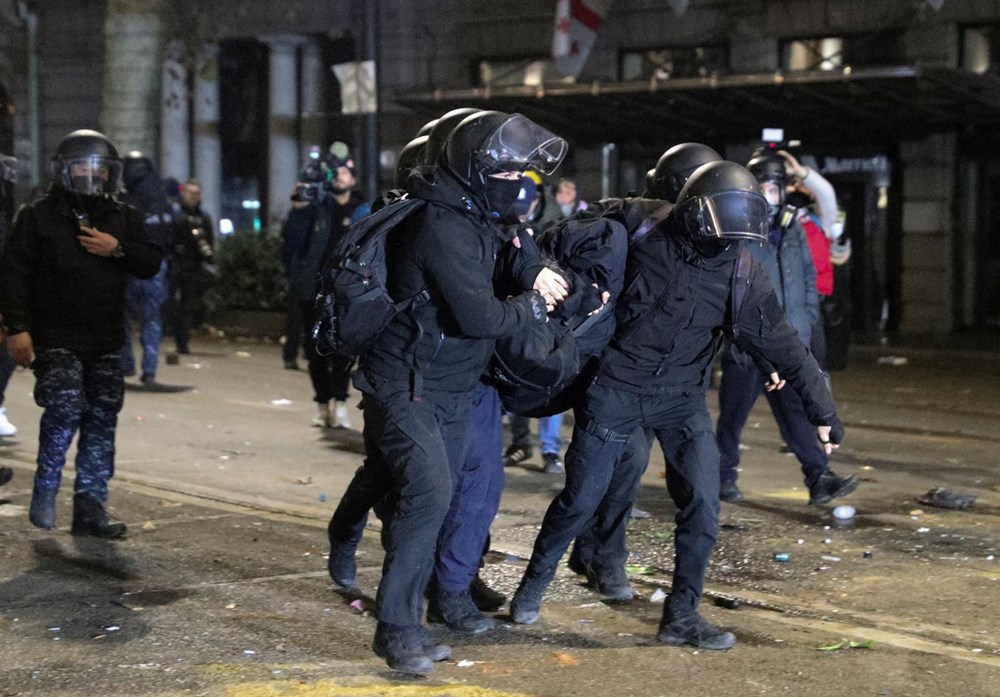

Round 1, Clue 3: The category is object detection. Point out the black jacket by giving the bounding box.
[173,203,213,267]
[598,216,837,426]
[122,161,174,253]
[360,169,546,394]
[0,186,163,353]
[288,193,370,302]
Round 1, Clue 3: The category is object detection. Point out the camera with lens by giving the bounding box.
[291,145,331,203]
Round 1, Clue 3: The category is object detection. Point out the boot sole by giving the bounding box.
[657,631,737,650]
[372,644,434,675]
[426,609,496,634]
[809,476,860,506]
[509,606,540,624]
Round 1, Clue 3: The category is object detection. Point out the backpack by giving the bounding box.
[312,198,427,356]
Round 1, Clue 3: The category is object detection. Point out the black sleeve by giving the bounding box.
[538,216,628,301]
[732,265,838,427]
[117,207,164,279]
[420,219,544,339]
[0,205,38,334]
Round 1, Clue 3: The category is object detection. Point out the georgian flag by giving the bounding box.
[552,0,612,78]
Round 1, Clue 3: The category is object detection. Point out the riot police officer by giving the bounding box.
[0,129,162,535]
[328,110,566,674]
[511,161,844,650]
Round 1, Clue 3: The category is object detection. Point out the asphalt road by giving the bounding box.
[1,338,998,697]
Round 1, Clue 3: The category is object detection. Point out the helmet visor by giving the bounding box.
[479,114,568,176]
[58,155,122,195]
[681,191,769,242]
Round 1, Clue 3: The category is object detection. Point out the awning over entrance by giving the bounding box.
[397,66,1000,146]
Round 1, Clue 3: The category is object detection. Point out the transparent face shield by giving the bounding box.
[478,114,568,176]
[680,190,769,242]
[57,155,123,196]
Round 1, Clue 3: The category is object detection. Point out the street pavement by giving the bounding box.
[1,337,999,696]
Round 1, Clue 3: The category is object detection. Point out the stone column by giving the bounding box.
[300,39,327,157]
[265,35,305,229]
[193,42,221,234]
[160,39,190,182]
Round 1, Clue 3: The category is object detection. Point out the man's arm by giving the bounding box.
[0,205,37,336]
[733,268,843,444]
[421,221,546,339]
[115,207,164,278]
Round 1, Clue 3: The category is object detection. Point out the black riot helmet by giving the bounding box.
[416,118,438,138]
[51,129,123,197]
[122,150,155,190]
[746,152,787,218]
[396,135,428,187]
[442,111,568,191]
[675,161,769,244]
[645,143,723,203]
[422,108,482,167]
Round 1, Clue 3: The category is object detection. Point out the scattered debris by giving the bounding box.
[649,588,667,604]
[553,651,577,666]
[349,599,365,613]
[876,356,908,366]
[832,505,856,521]
[919,487,976,511]
[270,399,293,406]
[141,521,156,530]
[773,552,790,563]
[235,351,252,358]
[295,477,313,485]
[917,527,931,533]
[319,493,328,503]
[225,603,237,609]
[713,596,741,610]
[863,551,874,559]
[456,659,478,667]
[625,564,656,575]
[821,555,841,562]
[243,649,256,656]
[818,639,874,651]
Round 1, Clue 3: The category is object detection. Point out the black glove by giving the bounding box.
[819,415,845,445]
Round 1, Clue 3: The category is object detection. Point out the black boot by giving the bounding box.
[807,470,859,506]
[417,627,452,662]
[719,480,744,503]
[586,563,634,601]
[510,577,547,625]
[469,573,506,612]
[327,539,358,588]
[29,485,58,529]
[372,622,434,675]
[657,609,736,650]
[428,589,496,634]
[567,540,592,576]
[71,494,126,538]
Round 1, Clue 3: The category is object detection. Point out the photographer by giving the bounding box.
[287,143,370,428]
[170,180,214,355]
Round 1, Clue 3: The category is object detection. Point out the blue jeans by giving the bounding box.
[538,413,563,454]
[121,262,167,378]
[511,413,565,454]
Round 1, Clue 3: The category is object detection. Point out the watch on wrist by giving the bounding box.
[111,242,125,258]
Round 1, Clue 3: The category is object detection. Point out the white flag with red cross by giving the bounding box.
[552,0,612,78]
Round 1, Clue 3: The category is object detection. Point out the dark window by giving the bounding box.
[781,31,905,71]
[477,59,565,88]
[619,45,729,81]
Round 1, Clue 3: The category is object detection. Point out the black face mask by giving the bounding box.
[484,174,524,218]
[693,238,738,260]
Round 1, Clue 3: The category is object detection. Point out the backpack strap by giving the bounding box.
[629,203,672,245]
